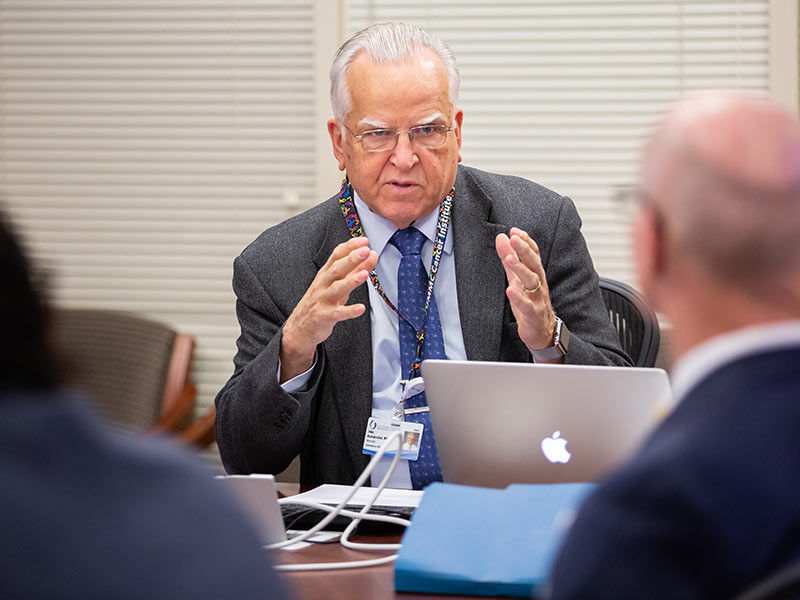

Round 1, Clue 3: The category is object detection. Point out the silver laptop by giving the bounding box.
[421,360,673,488]
[216,474,287,545]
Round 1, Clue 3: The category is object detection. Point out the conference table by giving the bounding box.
[278,531,507,600]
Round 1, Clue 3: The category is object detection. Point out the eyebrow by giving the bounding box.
[356,112,445,130]
[417,112,443,125]
[358,117,390,129]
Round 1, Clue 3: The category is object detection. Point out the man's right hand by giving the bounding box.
[279,236,378,383]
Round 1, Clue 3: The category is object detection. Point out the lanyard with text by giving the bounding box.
[337,176,454,382]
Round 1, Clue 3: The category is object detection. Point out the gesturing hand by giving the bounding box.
[279,236,378,382]
[495,227,558,355]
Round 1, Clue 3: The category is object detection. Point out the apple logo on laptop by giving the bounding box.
[541,430,571,464]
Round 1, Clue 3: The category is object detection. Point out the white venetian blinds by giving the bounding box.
[0,1,319,419]
[348,0,771,282]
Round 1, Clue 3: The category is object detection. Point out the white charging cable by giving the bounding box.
[339,455,406,552]
[271,432,411,571]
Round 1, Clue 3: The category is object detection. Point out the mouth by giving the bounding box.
[387,180,418,190]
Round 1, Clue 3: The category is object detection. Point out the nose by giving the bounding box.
[390,131,418,170]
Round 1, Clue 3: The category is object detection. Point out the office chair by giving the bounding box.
[598,277,661,368]
[53,308,215,448]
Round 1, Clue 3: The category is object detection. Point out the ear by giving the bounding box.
[453,109,464,163]
[632,205,666,311]
[327,118,347,171]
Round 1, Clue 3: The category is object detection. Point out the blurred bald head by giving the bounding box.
[635,91,800,353]
[642,91,800,286]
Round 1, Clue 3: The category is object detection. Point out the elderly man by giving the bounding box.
[549,92,800,598]
[215,22,629,490]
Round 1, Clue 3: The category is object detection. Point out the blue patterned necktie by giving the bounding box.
[390,227,444,490]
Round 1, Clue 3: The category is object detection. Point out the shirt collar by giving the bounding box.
[353,190,454,256]
[670,319,800,403]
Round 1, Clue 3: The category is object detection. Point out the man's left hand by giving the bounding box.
[495,227,558,354]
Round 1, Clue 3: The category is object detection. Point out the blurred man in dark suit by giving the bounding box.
[550,91,800,599]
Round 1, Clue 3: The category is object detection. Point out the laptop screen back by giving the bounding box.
[421,360,672,488]
[216,474,287,544]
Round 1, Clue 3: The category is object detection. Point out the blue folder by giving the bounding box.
[394,482,595,597]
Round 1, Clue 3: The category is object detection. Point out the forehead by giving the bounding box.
[345,50,453,125]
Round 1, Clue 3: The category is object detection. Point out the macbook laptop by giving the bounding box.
[420,360,673,488]
[216,474,287,545]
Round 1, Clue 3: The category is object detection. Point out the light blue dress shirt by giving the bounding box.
[281,192,467,489]
[355,193,467,488]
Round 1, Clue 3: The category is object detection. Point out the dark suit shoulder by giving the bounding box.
[459,164,564,200]
[457,164,573,232]
[239,196,341,267]
[551,347,800,600]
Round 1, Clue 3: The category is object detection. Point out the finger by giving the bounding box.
[506,284,527,305]
[495,232,514,260]
[509,228,540,256]
[509,235,546,287]
[497,232,546,300]
[496,233,520,282]
[500,246,539,291]
[353,249,378,275]
[323,244,373,284]
[498,250,531,299]
[517,275,542,297]
[504,282,537,325]
[331,302,367,322]
[510,234,542,269]
[510,243,544,286]
[324,237,371,269]
[326,268,371,303]
[498,230,540,274]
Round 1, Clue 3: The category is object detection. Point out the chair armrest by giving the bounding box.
[149,382,196,434]
[177,407,217,449]
[161,333,195,417]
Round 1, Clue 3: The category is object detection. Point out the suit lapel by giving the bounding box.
[453,171,508,361]
[314,204,373,474]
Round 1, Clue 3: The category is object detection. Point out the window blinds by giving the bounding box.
[0,1,319,431]
[348,0,771,283]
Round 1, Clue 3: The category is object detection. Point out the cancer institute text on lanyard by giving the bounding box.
[337,176,453,414]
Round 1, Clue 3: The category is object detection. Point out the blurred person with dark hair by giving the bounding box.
[0,213,58,391]
[549,92,800,599]
[0,210,291,599]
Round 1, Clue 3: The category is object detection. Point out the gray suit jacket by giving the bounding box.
[215,165,630,486]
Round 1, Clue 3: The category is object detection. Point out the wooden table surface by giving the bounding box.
[277,532,496,600]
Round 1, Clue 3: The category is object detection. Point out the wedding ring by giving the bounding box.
[524,280,542,294]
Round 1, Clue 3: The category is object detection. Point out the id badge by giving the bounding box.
[362,416,424,461]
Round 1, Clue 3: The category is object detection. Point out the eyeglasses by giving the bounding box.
[342,122,454,152]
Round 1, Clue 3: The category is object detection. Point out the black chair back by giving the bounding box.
[598,277,660,368]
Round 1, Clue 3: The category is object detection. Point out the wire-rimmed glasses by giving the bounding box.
[342,122,454,152]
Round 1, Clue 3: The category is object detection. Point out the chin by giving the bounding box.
[388,216,417,230]
[380,205,425,229]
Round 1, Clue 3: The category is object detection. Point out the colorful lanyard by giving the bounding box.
[337,176,454,380]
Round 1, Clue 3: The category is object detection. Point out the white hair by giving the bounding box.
[329,22,460,122]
